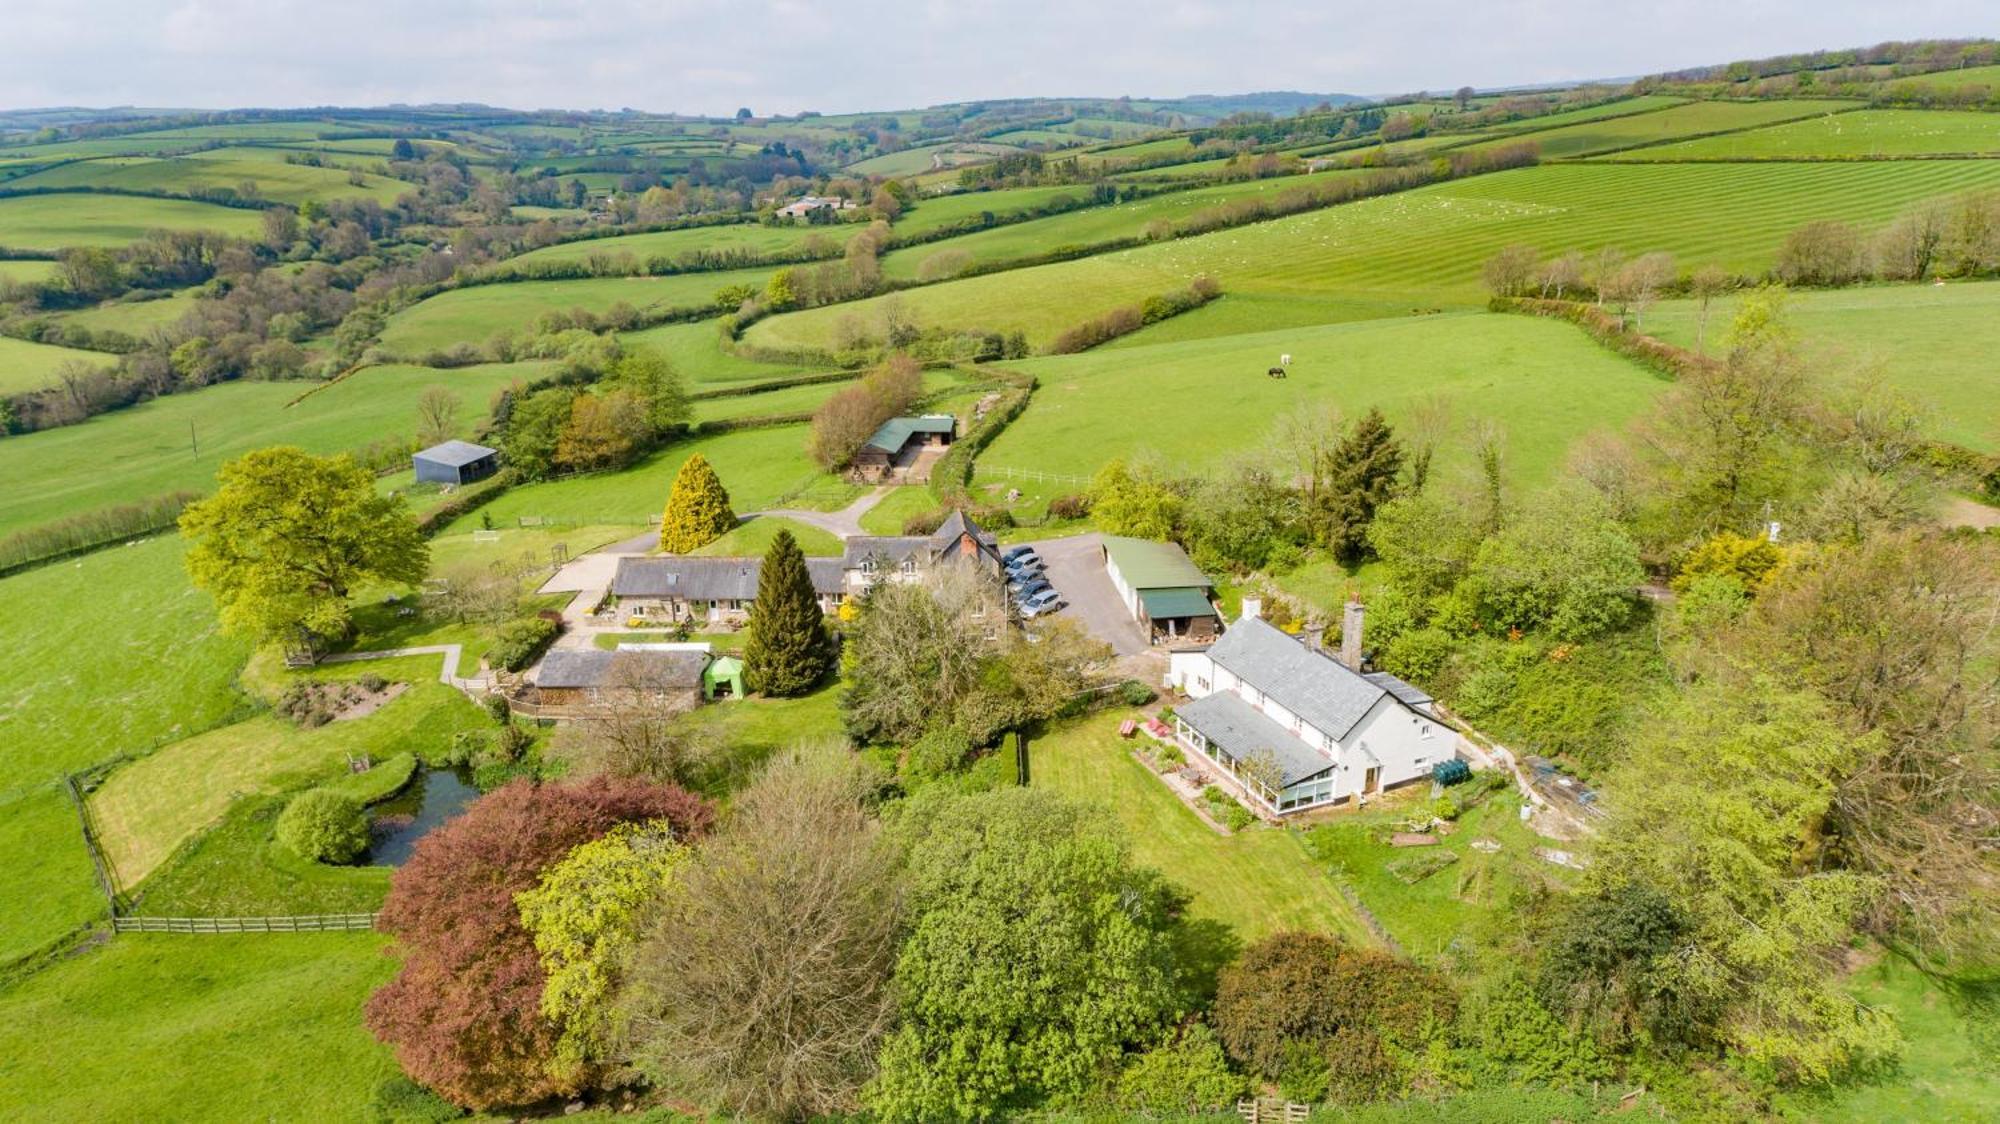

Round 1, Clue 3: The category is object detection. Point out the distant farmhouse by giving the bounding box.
[1167,601,1446,816]
[851,415,956,483]
[611,511,1000,627]
[775,194,856,220]
[1101,535,1220,643]
[411,440,498,487]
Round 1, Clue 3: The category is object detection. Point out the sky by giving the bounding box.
[2,1,1991,116]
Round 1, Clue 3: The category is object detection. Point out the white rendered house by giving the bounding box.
[1166,603,1450,815]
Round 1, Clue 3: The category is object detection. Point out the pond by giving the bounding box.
[368,767,479,866]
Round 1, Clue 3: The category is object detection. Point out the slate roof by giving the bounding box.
[412,440,497,468]
[1101,536,1212,591]
[844,511,996,571]
[863,414,956,454]
[1178,691,1335,787]
[536,648,708,690]
[1364,671,1436,713]
[612,556,844,599]
[1204,616,1386,743]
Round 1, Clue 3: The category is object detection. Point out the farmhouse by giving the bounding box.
[841,509,1001,592]
[1166,601,1446,816]
[851,414,956,483]
[525,646,708,710]
[411,440,499,487]
[611,555,847,625]
[775,194,855,220]
[1101,535,1219,643]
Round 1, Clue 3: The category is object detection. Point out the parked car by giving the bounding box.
[1010,578,1053,601]
[1001,544,1038,563]
[1020,588,1065,615]
[1005,556,1046,578]
[1019,599,1060,619]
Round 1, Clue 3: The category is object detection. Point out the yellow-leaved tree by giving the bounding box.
[657,453,736,553]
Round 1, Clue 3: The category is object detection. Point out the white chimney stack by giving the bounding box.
[1240,596,1262,621]
[1340,596,1365,671]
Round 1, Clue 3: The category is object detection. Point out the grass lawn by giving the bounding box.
[693,377,855,423]
[0,193,266,250]
[1305,787,1560,959]
[857,485,943,535]
[378,268,775,355]
[0,786,104,964]
[0,333,113,395]
[671,683,845,797]
[976,313,1664,513]
[1642,281,2000,450]
[89,678,487,893]
[0,933,398,1121]
[4,153,407,206]
[128,794,393,916]
[747,160,2000,352]
[1776,955,2000,1123]
[444,424,856,531]
[1618,109,2000,160]
[0,259,59,284]
[0,361,540,540]
[1453,98,1856,158]
[1031,717,1374,944]
[693,515,843,557]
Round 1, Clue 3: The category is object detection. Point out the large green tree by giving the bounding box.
[1318,407,1404,562]
[657,453,736,553]
[1467,482,1643,641]
[742,529,836,696]
[867,788,1186,1122]
[179,446,428,642]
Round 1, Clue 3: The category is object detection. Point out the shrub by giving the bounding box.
[276,789,370,863]
[1046,492,1092,520]
[1113,1022,1248,1116]
[369,1075,465,1123]
[489,617,558,672]
[482,694,511,725]
[1116,679,1157,707]
[1155,743,1185,769]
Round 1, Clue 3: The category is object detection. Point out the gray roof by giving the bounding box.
[1178,690,1335,787]
[613,556,844,600]
[412,440,497,468]
[1206,616,1387,742]
[843,510,996,571]
[863,414,955,454]
[928,509,999,559]
[536,648,707,690]
[1364,671,1435,713]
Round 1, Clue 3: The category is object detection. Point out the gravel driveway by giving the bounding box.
[1023,533,1149,657]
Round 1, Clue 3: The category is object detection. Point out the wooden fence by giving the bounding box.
[984,465,1091,487]
[112,913,378,934]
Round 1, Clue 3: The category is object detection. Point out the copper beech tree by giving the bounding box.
[364,776,714,1110]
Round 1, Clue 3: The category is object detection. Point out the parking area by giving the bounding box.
[1018,533,1149,657]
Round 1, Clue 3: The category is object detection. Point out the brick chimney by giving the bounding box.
[1340,595,1365,671]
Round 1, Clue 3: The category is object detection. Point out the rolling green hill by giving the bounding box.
[0,193,265,250]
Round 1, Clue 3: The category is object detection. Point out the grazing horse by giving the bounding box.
[1266,366,1287,379]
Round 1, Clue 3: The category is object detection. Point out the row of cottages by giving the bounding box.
[1166,600,1447,816]
[1101,535,1221,643]
[850,415,957,483]
[610,511,1002,627]
[526,644,744,711]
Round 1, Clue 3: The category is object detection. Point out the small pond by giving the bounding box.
[369,767,479,866]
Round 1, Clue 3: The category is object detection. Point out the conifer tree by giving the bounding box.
[742,530,835,696]
[1318,407,1404,563]
[658,453,736,553]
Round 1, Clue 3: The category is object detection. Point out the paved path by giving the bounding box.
[757,485,893,540]
[321,644,486,692]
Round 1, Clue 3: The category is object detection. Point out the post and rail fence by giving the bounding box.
[111,914,379,935]
[984,465,1092,487]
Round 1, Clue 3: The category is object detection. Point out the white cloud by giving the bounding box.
[0,0,1988,114]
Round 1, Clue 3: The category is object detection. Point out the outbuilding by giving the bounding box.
[850,415,956,483]
[412,440,499,487]
[1100,535,1220,643]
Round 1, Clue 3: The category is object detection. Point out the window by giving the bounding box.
[1195,677,1210,693]
[1420,723,1434,739]
[860,559,876,574]
[900,557,917,574]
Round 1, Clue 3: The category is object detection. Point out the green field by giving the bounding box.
[857,484,943,534]
[129,793,392,917]
[1031,717,1373,943]
[692,368,959,424]
[1882,63,2000,91]
[0,362,542,540]
[1611,109,2000,160]
[53,289,199,338]
[4,153,408,206]
[442,422,854,531]
[504,221,853,269]
[748,160,2000,351]
[378,270,774,354]
[617,318,823,385]
[1457,98,1857,158]
[0,193,266,250]
[0,934,398,1120]
[0,786,103,963]
[1473,94,1692,136]
[0,258,58,284]
[1642,281,2000,450]
[0,334,113,394]
[977,314,1663,503]
[692,515,843,557]
[892,184,1104,238]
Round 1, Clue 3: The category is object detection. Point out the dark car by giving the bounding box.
[1001,544,1038,563]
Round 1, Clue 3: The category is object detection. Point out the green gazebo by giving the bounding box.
[702,654,746,700]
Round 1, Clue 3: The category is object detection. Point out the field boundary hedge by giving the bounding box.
[0,183,280,212]
[931,365,1035,503]
[688,369,853,401]
[1550,102,1867,161]
[0,491,202,577]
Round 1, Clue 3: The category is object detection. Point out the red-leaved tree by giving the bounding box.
[365,775,715,1109]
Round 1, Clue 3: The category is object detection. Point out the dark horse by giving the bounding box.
[1266,366,1287,379]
